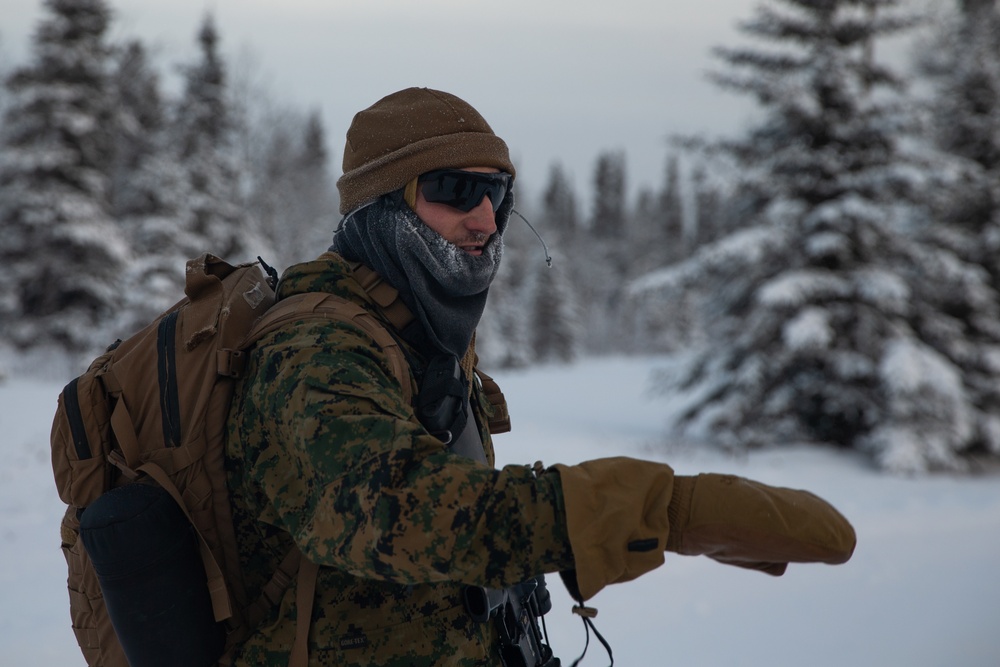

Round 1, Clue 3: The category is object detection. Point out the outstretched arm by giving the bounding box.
[553,457,856,601]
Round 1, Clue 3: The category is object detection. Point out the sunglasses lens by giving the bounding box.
[420,171,510,212]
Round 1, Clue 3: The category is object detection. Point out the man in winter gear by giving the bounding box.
[225,87,856,666]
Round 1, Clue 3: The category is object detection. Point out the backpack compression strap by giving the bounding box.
[136,461,233,623]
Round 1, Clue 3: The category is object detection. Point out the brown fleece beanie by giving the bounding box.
[337,87,516,214]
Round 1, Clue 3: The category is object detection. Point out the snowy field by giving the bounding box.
[2,355,999,666]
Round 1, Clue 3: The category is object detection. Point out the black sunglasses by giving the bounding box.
[418,169,512,213]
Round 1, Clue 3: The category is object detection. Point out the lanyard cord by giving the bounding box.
[569,606,614,667]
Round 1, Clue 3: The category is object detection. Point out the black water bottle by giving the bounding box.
[79,482,226,667]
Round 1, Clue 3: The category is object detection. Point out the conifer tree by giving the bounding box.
[478,219,534,369]
[530,263,579,363]
[246,107,338,270]
[170,15,259,262]
[590,150,627,239]
[635,0,1000,472]
[289,110,339,260]
[0,0,128,352]
[623,156,694,351]
[109,39,194,334]
[0,33,8,112]
[574,150,630,350]
[541,162,579,238]
[108,41,190,232]
[690,163,723,250]
[918,0,1000,287]
[633,154,686,272]
[658,155,685,263]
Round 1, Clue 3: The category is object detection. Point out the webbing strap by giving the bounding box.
[245,547,302,630]
[137,462,234,623]
[245,292,413,406]
[108,370,202,474]
[288,558,320,667]
[110,396,142,468]
[476,368,512,434]
[313,252,409,327]
[347,261,416,333]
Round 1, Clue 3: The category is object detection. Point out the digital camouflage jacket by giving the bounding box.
[225,254,858,667]
[225,253,576,666]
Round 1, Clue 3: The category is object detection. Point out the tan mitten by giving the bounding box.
[666,473,856,575]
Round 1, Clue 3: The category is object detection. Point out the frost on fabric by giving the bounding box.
[392,206,502,298]
[419,221,482,272]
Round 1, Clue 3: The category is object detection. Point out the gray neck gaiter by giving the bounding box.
[331,194,511,358]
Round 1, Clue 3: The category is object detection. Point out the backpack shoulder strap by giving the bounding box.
[245,291,413,406]
[345,259,416,334]
[345,263,512,433]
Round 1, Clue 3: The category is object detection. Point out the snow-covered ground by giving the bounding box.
[2,355,998,666]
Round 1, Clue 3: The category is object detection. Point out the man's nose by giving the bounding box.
[465,196,498,235]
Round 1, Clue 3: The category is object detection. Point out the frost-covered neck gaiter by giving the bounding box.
[331,194,511,358]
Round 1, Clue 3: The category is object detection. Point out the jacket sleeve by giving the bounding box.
[553,457,856,602]
[240,319,854,601]
[238,318,575,589]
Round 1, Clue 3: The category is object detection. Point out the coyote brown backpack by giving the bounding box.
[50,253,414,667]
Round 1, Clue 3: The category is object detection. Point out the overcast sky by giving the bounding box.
[1,0,925,202]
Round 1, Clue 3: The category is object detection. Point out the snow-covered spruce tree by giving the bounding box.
[542,162,580,239]
[581,150,630,351]
[0,33,8,114]
[590,150,627,242]
[169,15,259,263]
[530,261,580,364]
[688,160,739,252]
[290,111,340,261]
[631,0,1000,473]
[631,155,686,276]
[917,0,1000,288]
[0,0,128,353]
[243,106,339,271]
[621,155,695,353]
[485,161,579,364]
[656,155,685,265]
[492,160,583,366]
[478,268,533,369]
[108,39,198,335]
[110,41,169,222]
